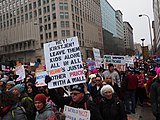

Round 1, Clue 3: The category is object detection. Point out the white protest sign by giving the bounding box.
[64,105,90,120]
[93,48,102,68]
[104,55,126,71]
[125,56,134,67]
[15,65,25,81]
[1,65,5,71]
[35,71,48,87]
[44,37,86,89]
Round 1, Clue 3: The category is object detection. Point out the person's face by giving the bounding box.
[96,77,101,85]
[92,77,96,83]
[70,90,84,103]
[0,81,3,86]
[27,86,33,93]
[105,77,112,84]
[12,89,20,96]
[6,84,12,90]
[34,101,44,111]
[109,66,114,72]
[103,89,113,99]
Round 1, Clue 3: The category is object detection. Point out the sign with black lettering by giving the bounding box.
[44,37,86,89]
[104,55,126,71]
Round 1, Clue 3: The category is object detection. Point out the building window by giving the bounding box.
[21,15,24,22]
[66,21,69,27]
[60,12,64,19]
[33,2,36,9]
[59,2,63,10]
[61,21,65,28]
[66,30,70,36]
[65,12,69,19]
[53,22,56,28]
[29,12,32,19]
[52,3,55,11]
[52,13,56,19]
[34,10,37,17]
[43,7,46,14]
[39,17,42,23]
[25,13,28,21]
[38,8,42,15]
[49,32,52,38]
[48,23,51,30]
[54,31,57,37]
[47,6,50,12]
[64,3,68,10]
[25,5,28,12]
[29,4,32,10]
[61,30,65,37]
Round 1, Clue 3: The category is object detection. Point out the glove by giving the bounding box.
[45,75,52,84]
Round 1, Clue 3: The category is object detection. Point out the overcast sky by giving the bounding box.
[107,0,154,46]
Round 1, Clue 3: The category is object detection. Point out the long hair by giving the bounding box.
[0,91,18,107]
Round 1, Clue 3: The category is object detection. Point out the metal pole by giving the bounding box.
[139,14,153,57]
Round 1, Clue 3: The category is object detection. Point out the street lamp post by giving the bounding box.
[139,14,153,57]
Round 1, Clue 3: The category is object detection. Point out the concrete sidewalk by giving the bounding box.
[127,103,155,120]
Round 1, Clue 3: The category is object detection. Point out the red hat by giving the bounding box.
[34,94,46,105]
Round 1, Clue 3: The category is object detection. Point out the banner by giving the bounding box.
[44,37,86,89]
[64,105,90,120]
[93,48,102,68]
[104,55,126,71]
[15,65,25,81]
[35,71,48,87]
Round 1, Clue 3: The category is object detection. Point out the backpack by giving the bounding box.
[21,96,36,120]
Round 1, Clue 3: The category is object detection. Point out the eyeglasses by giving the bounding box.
[70,92,81,96]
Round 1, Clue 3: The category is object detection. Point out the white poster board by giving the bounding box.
[125,56,134,67]
[44,37,86,89]
[104,55,126,71]
[1,65,5,71]
[64,105,90,120]
[15,65,25,81]
[93,48,102,68]
[35,71,48,87]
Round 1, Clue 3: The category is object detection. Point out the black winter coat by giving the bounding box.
[99,97,127,120]
[48,89,103,120]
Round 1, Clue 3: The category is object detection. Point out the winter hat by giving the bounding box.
[0,78,8,83]
[89,74,96,80]
[13,84,25,93]
[90,68,98,74]
[155,67,160,75]
[7,81,15,86]
[70,84,85,93]
[100,84,114,97]
[34,94,46,105]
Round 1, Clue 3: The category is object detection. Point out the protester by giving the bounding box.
[45,76,103,120]
[103,63,121,87]
[5,81,15,91]
[34,93,54,120]
[0,91,27,120]
[12,84,36,120]
[150,67,160,120]
[124,67,138,114]
[99,84,127,120]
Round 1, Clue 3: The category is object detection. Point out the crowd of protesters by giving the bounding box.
[0,61,159,120]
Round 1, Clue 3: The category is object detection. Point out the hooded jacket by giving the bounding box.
[35,103,54,120]
[0,103,27,120]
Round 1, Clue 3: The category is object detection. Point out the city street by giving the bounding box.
[128,103,155,120]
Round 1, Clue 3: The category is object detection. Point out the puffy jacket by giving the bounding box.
[1,104,27,120]
[35,103,54,120]
[99,97,127,120]
[48,89,103,120]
